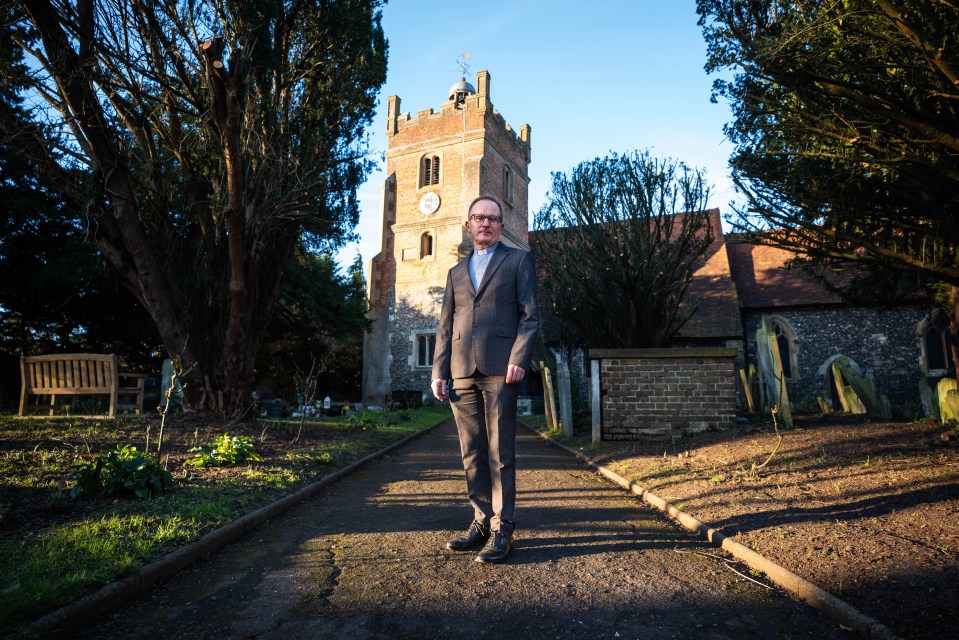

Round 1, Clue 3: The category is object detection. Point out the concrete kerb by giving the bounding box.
[8,416,455,640]
[523,424,902,640]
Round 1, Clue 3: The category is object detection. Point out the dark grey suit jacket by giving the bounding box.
[432,244,539,380]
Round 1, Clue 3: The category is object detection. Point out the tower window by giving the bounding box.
[421,155,440,187]
[420,231,433,259]
[502,165,514,205]
[415,334,436,368]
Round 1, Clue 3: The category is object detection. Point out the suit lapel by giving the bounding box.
[453,257,476,297]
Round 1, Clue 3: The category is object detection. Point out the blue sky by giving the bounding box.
[338,0,739,267]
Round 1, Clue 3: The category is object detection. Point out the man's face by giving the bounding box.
[466,199,503,249]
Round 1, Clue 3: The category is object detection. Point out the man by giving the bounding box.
[431,195,540,564]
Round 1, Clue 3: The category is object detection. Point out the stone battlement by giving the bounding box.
[386,70,530,161]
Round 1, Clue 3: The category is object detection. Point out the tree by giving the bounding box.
[257,251,369,402]
[531,151,714,349]
[0,16,159,408]
[2,0,387,415]
[697,0,959,371]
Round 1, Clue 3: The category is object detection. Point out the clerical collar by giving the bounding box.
[475,242,498,256]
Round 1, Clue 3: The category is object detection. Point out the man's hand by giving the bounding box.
[431,378,448,401]
[505,364,526,384]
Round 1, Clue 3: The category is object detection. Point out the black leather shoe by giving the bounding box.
[446,521,490,551]
[475,530,512,564]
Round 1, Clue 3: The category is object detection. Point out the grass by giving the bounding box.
[0,405,451,634]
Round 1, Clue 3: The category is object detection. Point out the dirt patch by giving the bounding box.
[582,417,959,640]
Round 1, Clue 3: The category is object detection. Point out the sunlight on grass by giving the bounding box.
[0,513,202,629]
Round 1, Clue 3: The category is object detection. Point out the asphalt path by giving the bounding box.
[80,420,845,639]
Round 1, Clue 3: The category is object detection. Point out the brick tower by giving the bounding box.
[362,70,532,406]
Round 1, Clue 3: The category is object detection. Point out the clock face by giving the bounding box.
[419,192,440,215]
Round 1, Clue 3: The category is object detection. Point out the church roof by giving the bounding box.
[725,238,843,309]
[675,209,742,339]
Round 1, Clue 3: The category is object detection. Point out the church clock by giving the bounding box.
[418,191,440,215]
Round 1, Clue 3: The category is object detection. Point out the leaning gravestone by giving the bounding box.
[756,316,792,427]
[938,378,958,423]
[918,376,938,419]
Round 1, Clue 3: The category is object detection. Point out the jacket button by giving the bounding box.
[473,322,478,327]
[473,302,480,308]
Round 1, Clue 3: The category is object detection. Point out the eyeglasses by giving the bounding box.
[469,214,502,225]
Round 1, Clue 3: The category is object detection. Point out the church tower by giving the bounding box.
[362,70,532,406]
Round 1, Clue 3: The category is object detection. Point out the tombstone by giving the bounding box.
[938,378,958,423]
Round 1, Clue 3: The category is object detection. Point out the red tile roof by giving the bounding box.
[725,238,843,309]
[676,211,741,338]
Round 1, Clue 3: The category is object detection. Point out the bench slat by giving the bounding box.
[17,354,139,418]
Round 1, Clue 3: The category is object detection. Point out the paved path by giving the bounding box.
[82,421,844,639]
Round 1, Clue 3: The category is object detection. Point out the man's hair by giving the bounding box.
[467,195,504,219]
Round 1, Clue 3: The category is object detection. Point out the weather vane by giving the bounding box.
[456,53,471,77]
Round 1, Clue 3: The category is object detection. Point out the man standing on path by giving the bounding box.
[431,195,540,564]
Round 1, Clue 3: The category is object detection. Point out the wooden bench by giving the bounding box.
[18,353,145,418]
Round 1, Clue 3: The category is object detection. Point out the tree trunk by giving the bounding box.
[952,285,959,389]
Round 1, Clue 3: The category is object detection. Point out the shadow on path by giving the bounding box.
[81,421,848,640]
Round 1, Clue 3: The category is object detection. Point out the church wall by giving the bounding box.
[742,306,925,413]
[389,287,445,398]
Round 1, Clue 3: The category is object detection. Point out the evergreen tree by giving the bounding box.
[698,0,959,371]
[2,0,388,414]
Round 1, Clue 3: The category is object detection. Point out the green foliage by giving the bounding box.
[184,434,263,468]
[346,409,411,429]
[697,0,959,287]
[347,411,381,428]
[70,445,174,499]
[532,150,714,348]
[2,0,389,414]
[257,251,369,401]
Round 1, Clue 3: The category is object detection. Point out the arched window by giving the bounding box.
[920,310,955,373]
[420,231,433,259]
[502,165,514,205]
[420,155,440,187]
[769,315,799,379]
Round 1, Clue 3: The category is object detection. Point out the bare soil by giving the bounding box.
[583,417,959,640]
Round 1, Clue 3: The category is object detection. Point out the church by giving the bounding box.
[362,71,951,419]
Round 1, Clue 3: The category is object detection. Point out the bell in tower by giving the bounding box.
[448,77,476,109]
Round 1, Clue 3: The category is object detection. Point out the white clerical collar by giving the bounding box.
[475,242,498,256]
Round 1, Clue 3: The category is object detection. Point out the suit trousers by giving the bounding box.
[449,373,519,536]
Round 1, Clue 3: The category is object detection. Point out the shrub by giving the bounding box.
[70,445,174,499]
[347,411,380,428]
[184,434,262,468]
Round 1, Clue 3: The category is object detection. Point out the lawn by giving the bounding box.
[0,405,451,634]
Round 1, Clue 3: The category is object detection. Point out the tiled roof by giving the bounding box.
[675,211,741,338]
[725,238,843,309]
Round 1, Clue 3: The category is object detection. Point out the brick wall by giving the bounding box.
[590,348,738,439]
